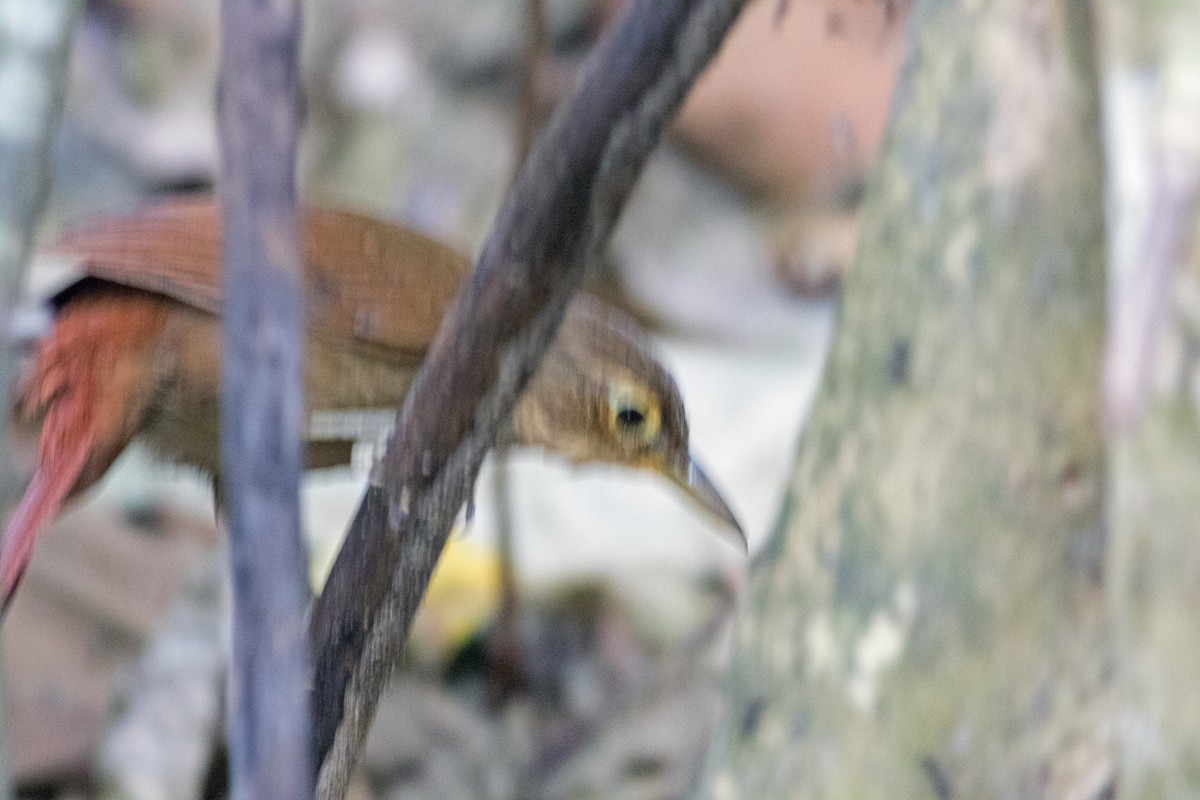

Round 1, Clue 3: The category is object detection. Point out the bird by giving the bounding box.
[1,195,743,608]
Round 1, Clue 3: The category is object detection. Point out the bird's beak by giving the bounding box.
[675,457,746,552]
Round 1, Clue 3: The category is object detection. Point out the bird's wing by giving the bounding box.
[52,197,226,315]
[52,196,472,364]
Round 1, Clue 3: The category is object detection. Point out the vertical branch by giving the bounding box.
[0,2,81,794]
[486,464,524,707]
[217,0,310,798]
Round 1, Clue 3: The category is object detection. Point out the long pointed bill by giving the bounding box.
[677,457,745,551]
[1,434,92,612]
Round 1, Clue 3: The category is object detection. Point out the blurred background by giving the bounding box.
[1,0,905,797]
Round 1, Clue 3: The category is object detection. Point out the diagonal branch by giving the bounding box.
[308,0,752,796]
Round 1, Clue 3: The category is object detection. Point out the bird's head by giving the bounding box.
[509,297,745,549]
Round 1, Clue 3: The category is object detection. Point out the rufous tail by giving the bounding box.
[0,437,92,610]
[1,377,95,612]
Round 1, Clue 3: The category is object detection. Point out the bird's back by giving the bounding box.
[53,196,472,366]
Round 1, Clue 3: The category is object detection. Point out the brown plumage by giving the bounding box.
[1,196,742,607]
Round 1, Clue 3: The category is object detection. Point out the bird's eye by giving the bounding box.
[607,382,660,444]
[615,407,645,428]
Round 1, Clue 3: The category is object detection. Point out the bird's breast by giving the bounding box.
[140,302,420,474]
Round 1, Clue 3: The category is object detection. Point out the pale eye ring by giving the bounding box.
[607,381,661,443]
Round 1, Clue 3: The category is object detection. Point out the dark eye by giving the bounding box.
[616,407,646,428]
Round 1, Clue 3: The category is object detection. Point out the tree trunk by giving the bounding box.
[699,0,1112,796]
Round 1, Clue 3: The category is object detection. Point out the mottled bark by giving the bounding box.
[700,0,1112,797]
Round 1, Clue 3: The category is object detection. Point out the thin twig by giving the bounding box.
[216,0,310,798]
[485,0,554,711]
[0,3,82,794]
[514,0,550,170]
[486,463,524,707]
[309,0,753,796]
